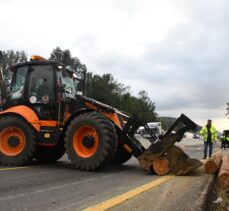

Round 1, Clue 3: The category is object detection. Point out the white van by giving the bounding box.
[138,122,163,139]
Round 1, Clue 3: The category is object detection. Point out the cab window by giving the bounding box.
[28,65,55,103]
[57,71,76,99]
[11,66,27,99]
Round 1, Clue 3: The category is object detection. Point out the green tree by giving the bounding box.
[0,50,27,78]
[86,73,157,122]
[50,47,87,94]
[86,73,123,106]
[50,47,72,66]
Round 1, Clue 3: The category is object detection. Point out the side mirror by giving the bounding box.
[65,87,72,94]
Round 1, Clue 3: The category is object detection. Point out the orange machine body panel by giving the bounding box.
[85,102,123,129]
[39,120,58,127]
[0,105,59,131]
[0,105,40,131]
[0,103,123,132]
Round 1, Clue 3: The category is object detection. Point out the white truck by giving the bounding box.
[138,122,164,139]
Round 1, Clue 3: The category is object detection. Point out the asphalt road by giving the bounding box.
[0,141,221,211]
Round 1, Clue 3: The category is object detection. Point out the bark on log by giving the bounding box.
[152,157,170,175]
[217,155,229,191]
[138,145,202,176]
[204,150,223,174]
[162,145,202,176]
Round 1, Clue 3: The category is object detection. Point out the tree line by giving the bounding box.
[0,47,157,122]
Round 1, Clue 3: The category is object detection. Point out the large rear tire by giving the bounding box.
[65,112,118,170]
[35,142,65,163]
[111,143,132,165]
[0,115,37,166]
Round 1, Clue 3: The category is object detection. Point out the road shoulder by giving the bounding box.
[108,166,213,211]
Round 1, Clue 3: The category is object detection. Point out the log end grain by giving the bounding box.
[152,157,170,176]
[205,160,218,174]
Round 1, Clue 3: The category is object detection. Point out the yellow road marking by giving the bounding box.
[83,175,174,211]
[0,166,30,171]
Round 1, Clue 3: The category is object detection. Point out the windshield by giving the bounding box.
[28,65,55,103]
[10,66,27,99]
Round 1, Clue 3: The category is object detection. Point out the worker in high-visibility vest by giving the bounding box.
[226,135,229,149]
[221,133,226,150]
[200,119,218,159]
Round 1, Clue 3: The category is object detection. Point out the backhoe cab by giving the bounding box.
[0,56,202,175]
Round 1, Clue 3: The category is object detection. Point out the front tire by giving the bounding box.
[111,143,132,165]
[0,115,37,166]
[65,112,118,170]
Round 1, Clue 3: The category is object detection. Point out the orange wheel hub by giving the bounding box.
[0,127,26,156]
[73,125,99,158]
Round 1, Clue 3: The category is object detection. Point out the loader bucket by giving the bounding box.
[137,139,202,176]
[119,114,202,176]
[137,115,202,175]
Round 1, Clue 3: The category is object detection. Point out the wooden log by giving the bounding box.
[138,145,202,176]
[152,157,170,175]
[163,145,202,176]
[204,150,223,174]
[137,133,182,172]
[217,155,229,191]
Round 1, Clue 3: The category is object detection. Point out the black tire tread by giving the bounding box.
[111,143,132,165]
[65,112,117,170]
[0,115,37,166]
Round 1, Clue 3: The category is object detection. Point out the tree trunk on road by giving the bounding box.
[217,155,229,191]
[152,157,170,175]
[204,150,222,174]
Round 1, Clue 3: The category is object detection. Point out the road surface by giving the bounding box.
[0,141,221,211]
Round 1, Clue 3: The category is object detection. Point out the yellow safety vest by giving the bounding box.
[221,135,229,142]
[200,125,217,142]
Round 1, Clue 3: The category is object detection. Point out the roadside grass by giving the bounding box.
[214,188,229,211]
[208,182,229,211]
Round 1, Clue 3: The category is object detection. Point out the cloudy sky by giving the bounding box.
[0,0,228,131]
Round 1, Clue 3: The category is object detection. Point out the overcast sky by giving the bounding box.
[0,0,228,131]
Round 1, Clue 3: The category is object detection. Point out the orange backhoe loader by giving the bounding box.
[0,56,202,175]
